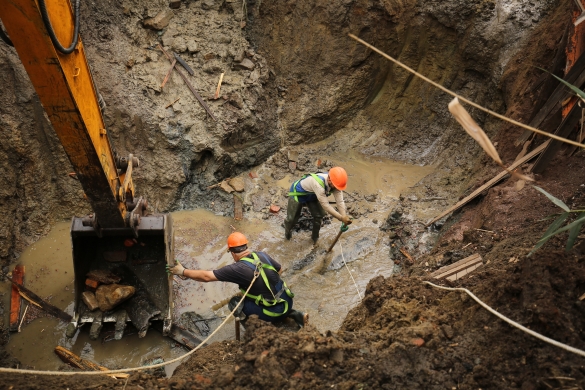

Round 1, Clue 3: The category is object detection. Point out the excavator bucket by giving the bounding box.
[67,214,174,339]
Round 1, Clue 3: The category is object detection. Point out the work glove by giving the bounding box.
[340,215,353,225]
[166,260,185,276]
[340,223,349,232]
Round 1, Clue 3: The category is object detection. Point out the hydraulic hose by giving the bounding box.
[38,0,80,54]
[0,21,13,47]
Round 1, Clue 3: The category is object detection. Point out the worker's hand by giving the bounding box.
[166,260,185,276]
[340,215,353,225]
[340,223,349,232]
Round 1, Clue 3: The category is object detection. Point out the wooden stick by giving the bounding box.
[9,265,25,331]
[165,97,180,109]
[235,318,241,341]
[55,346,109,371]
[327,230,344,252]
[206,177,232,190]
[158,45,217,121]
[17,304,28,332]
[5,275,72,322]
[174,53,194,76]
[54,346,129,379]
[234,194,243,221]
[399,248,414,263]
[214,72,224,99]
[426,141,550,226]
[160,59,177,89]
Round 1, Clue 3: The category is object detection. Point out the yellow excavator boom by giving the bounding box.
[1,0,133,228]
[0,0,174,337]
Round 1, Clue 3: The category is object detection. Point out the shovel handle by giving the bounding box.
[327,230,344,252]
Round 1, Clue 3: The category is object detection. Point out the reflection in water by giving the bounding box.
[5,152,434,372]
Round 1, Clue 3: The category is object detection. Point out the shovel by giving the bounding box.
[327,222,350,252]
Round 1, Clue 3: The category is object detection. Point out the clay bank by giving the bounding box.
[2,0,585,388]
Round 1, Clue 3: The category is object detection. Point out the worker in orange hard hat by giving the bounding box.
[167,232,308,327]
[285,166,352,243]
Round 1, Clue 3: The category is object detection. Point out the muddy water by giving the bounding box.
[4,152,434,372]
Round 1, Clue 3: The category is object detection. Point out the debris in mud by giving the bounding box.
[380,209,403,232]
[292,250,317,271]
[287,207,332,233]
[86,269,122,284]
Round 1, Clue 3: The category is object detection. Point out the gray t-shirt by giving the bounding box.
[213,251,282,299]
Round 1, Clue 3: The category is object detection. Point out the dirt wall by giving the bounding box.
[0,0,566,264]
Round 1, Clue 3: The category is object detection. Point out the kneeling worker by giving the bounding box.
[285,166,352,243]
[167,232,308,327]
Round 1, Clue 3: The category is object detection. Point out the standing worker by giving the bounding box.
[285,166,352,243]
[167,232,309,327]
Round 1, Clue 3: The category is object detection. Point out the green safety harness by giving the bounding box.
[239,253,295,318]
[288,173,330,202]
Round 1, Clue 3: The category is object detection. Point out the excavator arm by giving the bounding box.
[0,0,174,338]
[1,0,136,229]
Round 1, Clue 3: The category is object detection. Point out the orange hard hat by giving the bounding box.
[329,167,348,190]
[227,232,248,248]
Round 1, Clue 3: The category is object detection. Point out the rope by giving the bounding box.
[0,273,260,376]
[348,34,585,150]
[423,281,585,358]
[339,241,362,300]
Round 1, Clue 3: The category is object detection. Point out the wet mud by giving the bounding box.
[0,0,581,388]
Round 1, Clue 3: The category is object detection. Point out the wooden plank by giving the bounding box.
[515,50,585,146]
[426,141,550,226]
[234,194,243,221]
[6,275,72,322]
[446,262,483,281]
[532,103,582,173]
[430,253,481,278]
[9,265,25,331]
[433,255,483,280]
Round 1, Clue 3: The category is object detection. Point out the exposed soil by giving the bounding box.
[2,0,585,388]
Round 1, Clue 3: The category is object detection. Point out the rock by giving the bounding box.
[234,58,255,71]
[229,177,245,192]
[232,50,245,63]
[249,171,258,179]
[411,338,425,347]
[169,0,181,9]
[219,181,235,193]
[228,93,244,109]
[248,69,260,84]
[269,204,280,213]
[252,194,270,212]
[302,341,315,353]
[364,194,377,202]
[201,0,218,10]
[86,269,121,284]
[142,9,174,30]
[330,349,344,363]
[172,37,187,53]
[95,284,136,312]
[441,324,454,340]
[82,291,99,311]
[187,40,199,53]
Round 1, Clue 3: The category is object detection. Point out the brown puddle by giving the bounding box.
[4,152,435,372]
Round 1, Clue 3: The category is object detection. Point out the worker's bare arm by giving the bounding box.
[183,269,218,282]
